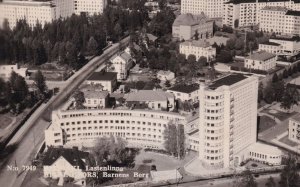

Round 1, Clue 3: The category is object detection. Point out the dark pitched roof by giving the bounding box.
[260,41,281,46]
[168,84,199,93]
[43,147,89,170]
[286,10,300,16]
[87,72,117,81]
[270,36,300,42]
[208,74,248,89]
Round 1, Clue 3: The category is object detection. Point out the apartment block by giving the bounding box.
[181,0,229,18]
[288,113,300,144]
[179,40,216,62]
[223,0,300,28]
[198,74,259,168]
[244,51,277,71]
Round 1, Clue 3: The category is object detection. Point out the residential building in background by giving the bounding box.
[109,51,134,80]
[288,113,300,144]
[0,64,27,80]
[244,51,277,71]
[124,90,175,111]
[74,0,107,16]
[43,146,89,184]
[181,0,229,18]
[83,90,108,109]
[259,7,300,35]
[85,71,117,93]
[259,37,300,56]
[0,0,107,29]
[223,0,300,28]
[172,13,214,40]
[180,40,216,62]
[167,84,200,103]
[0,0,57,28]
[157,70,175,82]
[198,74,258,168]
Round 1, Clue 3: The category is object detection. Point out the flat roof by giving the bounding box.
[271,36,300,42]
[286,10,300,16]
[208,74,248,89]
[261,6,289,11]
[168,84,199,94]
[246,51,276,61]
[125,90,174,102]
[87,72,117,81]
[180,40,211,48]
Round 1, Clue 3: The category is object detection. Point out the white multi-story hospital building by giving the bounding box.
[45,74,283,168]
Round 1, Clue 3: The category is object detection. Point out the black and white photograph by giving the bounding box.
[0,0,300,186]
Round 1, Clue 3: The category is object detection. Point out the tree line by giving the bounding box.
[0,70,47,114]
[0,5,147,69]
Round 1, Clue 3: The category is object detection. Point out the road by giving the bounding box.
[163,173,281,187]
[0,37,130,187]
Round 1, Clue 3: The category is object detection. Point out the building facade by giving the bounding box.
[288,114,300,144]
[83,90,108,109]
[0,64,27,80]
[167,84,200,103]
[223,0,300,28]
[124,90,176,111]
[198,74,259,169]
[109,51,134,80]
[0,0,57,28]
[85,72,117,93]
[172,13,213,41]
[244,51,277,71]
[0,0,107,29]
[45,109,187,149]
[259,37,300,56]
[74,0,107,16]
[180,40,216,62]
[181,0,229,18]
[259,7,300,35]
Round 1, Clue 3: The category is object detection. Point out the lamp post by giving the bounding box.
[176,167,181,187]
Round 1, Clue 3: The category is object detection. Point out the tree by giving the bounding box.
[265,176,276,187]
[264,83,275,104]
[217,50,233,63]
[288,68,293,76]
[165,80,171,87]
[163,123,185,159]
[273,81,285,102]
[33,70,47,97]
[187,54,196,64]
[198,56,207,68]
[241,169,257,187]
[114,23,123,40]
[280,84,299,112]
[283,69,288,79]
[87,36,98,56]
[73,89,85,109]
[234,19,239,28]
[272,73,279,83]
[194,30,199,40]
[279,155,300,187]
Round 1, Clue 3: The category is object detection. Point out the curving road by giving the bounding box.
[0,37,130,187]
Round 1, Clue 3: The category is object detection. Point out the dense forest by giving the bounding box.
[0,5,147,69]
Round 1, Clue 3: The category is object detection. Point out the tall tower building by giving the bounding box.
[181,0,229,18]
[198,74,258,169]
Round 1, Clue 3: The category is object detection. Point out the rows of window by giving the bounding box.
[60,120,167,128]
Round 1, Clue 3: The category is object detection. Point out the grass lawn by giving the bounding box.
[258,116,276,133]
[279,135,298,147]
[0,115,13,129]
[134,150,197,171]
[270,111,298,121]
